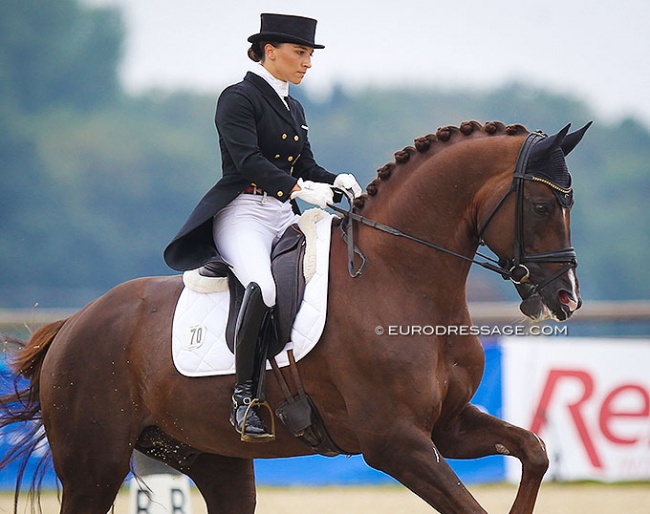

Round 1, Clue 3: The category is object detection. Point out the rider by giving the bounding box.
[164,13,362,441]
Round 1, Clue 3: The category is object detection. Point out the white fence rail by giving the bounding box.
[1,301,649,326]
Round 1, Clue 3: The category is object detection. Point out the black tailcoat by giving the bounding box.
[163,72,337,271]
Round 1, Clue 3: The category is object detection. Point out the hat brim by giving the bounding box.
[248,32,325,49]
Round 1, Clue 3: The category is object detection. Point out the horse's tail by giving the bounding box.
[1,319,67,504]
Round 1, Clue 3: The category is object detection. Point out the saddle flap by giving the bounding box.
[271,225,305,258]
[270,224,307,356]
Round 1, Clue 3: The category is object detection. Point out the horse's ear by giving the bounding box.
[533,123,572,159]
[560,121,593,156]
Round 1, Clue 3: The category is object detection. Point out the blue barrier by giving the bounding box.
[1,343,504,490]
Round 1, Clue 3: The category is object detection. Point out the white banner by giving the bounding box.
[502,337,650,482]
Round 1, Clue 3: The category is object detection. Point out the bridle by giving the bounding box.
[476,132,578,295]
[328,132,577,299]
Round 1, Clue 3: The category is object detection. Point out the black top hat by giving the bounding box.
[248,13,325,49]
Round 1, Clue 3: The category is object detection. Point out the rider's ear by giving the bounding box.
[560,121,593,156]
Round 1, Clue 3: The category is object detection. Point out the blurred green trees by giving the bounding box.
[0,0,122,112]
[0,0,647,307]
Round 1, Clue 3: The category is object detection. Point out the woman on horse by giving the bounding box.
[163,13,361,441]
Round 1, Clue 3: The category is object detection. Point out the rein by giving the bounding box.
[329,132,577,297]
[328,200,508,279]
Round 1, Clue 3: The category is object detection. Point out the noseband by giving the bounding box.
[329,132,577,299]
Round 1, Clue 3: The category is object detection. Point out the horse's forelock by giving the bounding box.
[353,121,529,211]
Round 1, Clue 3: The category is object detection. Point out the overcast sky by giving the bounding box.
[85,0,650,127]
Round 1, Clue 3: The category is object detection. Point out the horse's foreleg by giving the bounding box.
[362,432,488,514]
[433,404,549,514]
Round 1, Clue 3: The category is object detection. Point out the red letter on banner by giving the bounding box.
[530,369,602,469]
[599,384,650,445]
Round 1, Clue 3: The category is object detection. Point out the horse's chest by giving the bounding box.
[440,340,484,401]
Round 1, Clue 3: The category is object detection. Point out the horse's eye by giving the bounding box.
[534,204,550,216]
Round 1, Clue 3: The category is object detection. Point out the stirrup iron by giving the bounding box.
[239,398,276,443]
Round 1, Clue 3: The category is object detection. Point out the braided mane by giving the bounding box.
[353,121,529,211]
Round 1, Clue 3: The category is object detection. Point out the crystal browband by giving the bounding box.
[529,175,572,195]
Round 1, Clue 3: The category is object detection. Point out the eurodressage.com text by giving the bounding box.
[374,324,568,337]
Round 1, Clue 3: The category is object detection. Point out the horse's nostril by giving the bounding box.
[558,290,578,311]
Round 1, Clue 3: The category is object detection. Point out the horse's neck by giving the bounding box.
[358,136,518,315]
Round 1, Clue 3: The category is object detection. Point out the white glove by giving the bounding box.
[334,173,363,198]
[290,178,334,209]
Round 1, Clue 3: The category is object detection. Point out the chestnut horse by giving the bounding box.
[1,121,590,513]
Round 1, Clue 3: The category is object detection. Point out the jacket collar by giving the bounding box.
[244,71,299,131]
[250,64,289,104]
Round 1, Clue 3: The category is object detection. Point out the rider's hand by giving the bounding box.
[290,178,334,209]
[334,173,363,198]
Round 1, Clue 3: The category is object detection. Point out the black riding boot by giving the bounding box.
[230,282,273,441]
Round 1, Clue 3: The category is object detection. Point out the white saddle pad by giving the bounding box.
[171,211,334,377]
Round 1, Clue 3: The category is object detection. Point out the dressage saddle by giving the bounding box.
[197,223,307,360]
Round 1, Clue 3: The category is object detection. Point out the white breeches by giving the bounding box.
[212,194,299,307]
